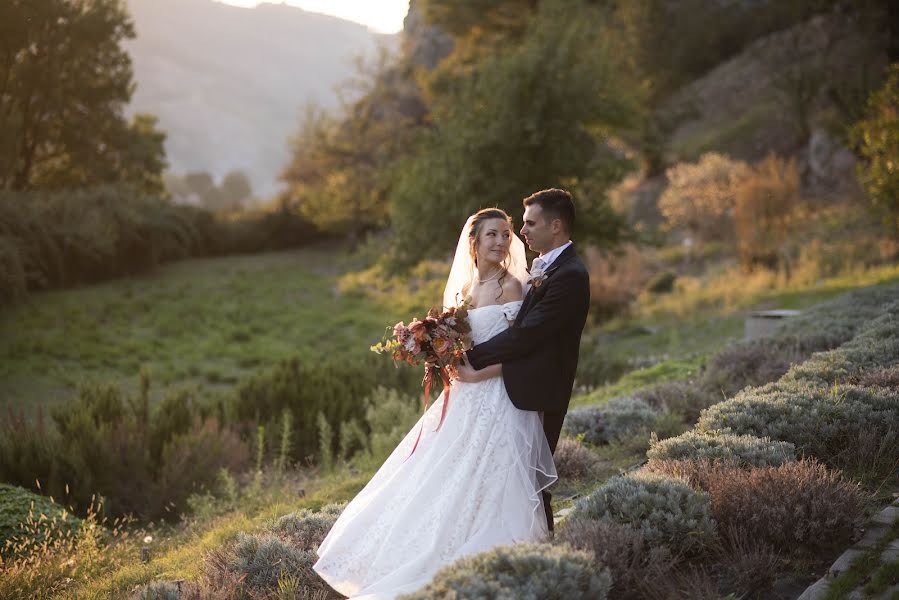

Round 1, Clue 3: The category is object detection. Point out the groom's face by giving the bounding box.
[520,205,553,254]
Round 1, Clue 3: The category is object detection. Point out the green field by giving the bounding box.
[0,245,427,414]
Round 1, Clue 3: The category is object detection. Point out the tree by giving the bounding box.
[281,50,424,244]
[852,62,899,237]
[658,153,750,246]
[734,155,801,271]
[221,170,253,208]
[390,0,634,265]
[0,0,166,193]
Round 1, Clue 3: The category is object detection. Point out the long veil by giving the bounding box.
[443,215,529,309]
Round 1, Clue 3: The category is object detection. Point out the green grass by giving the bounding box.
[822,519,899,600]
[0,245,431,415]
[62,467,373,599]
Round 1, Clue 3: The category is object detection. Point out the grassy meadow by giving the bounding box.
[0,244,441,415]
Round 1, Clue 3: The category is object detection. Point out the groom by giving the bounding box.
[459,188,590,533]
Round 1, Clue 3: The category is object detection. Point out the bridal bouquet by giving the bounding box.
[371,300,473,456]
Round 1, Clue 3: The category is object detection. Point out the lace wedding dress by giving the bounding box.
[313,300,557,600]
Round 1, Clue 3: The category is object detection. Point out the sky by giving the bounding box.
[217,1,411,34]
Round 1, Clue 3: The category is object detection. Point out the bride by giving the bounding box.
[313,208,557,599]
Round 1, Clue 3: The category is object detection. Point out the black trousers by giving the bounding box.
[541,410,566,532]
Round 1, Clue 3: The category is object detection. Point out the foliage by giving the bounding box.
[734,155,802,270]
[281,50,423,244]
[647,430,796,467]
[0,495,137,599]
[852,62,899,236]
[231,355,421,463]
[658,153,749,244]
[166,170,254,213]
[0,376,249,520]
[605,0,841,105]
[572,471,716,555]
[390,0,633,265]
[701,333,833,399]
[783,299,899,385]
[562,396,658,446]
[649,459,865,554]
[356,387,421,466]
[698,381,899,472]
[0,0,166,193]
[399,542,612,600]
[201,503,345,599]
[553,438,602,481]
[0,484,80,552]
[634,380,714,424]
[645,270,676,295]
[556,517,676,600]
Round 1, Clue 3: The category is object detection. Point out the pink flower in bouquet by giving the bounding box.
[393,322,409,342]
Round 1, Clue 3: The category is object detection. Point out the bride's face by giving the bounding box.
[475,218,512,266]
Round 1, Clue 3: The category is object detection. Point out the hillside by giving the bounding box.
[124,0,396,196]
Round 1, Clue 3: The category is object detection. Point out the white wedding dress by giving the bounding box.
[313,300,557,600]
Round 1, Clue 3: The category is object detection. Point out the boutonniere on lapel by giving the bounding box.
[527,264,548,289]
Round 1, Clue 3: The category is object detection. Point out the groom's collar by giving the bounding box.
[537,240,572,270]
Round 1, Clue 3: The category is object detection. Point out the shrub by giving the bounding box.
[775,285,899,347]
[553,438,602,480]
[647,430,795,467]
[650,459,864,554]
[851,365,899,389]
[0,186,323,302]
[635,380,714,423]
[231,355,420,462]
[272,504,345,550]
[202,504,343,598]
[701,334,833,399]
[0,235,26,305]
[0,484,80,553]
[783,299,899,385]
[733,154,801,270]
[714,526,781,599]
[851,61,899,236]
[645,270,676,294]
[133,581,182,600]
[697,381,899,468]
[571,472,716,555]
[0,377,249,520]
[658,153,750,244]
[562,397,658,445]
[208,533,319,594]
[360,387,421,465]
[398,543,612,600]
[585,244,651,321]
[556,517,675,600]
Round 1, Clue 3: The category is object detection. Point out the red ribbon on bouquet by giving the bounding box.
[404,365,452,461]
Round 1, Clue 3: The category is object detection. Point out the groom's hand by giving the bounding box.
[455,362,481,383]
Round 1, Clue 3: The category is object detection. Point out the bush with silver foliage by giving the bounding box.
[399,542,612,600]
[572,471,716,555]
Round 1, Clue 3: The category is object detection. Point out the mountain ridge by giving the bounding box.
[124,0,397,196]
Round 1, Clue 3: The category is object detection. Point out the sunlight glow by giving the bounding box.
[216,1,410,34]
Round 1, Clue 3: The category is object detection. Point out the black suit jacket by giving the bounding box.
[467,244,590,415]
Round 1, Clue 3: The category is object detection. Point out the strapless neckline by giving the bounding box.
[468,300,523,313]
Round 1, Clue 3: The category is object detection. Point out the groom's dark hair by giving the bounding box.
[523,188,575,233]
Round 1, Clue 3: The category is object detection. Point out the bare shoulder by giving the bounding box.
[500,273,523,301]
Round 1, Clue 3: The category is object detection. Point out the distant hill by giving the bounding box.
[124,0,397,197]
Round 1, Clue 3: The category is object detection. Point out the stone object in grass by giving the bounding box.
[744,309,801,340]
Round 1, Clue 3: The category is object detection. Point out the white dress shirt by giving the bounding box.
[526,240,572,294]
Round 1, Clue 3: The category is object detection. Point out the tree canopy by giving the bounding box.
[0,0,166,194]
